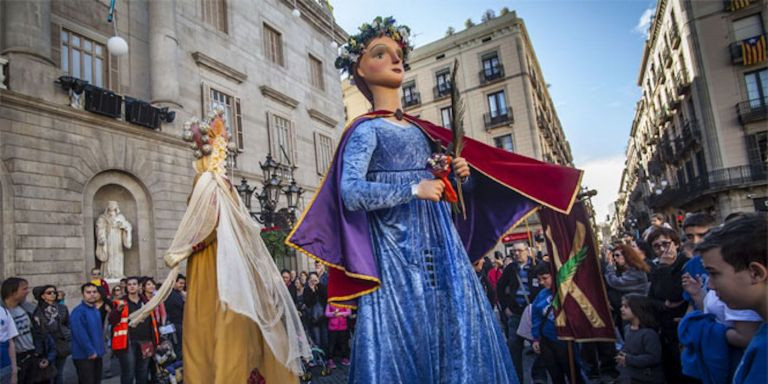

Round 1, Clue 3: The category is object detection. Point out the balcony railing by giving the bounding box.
[649,164,767,209]
[729,34,768,64]
[663,50,672,68]
[670,24,681,48]
[433,83,452,100]
[737,98,768,125]
[674,68,691,95]
[681,119,702,147]
[483,107,513,130]
[401,92,421,109]
[479,65,505,85]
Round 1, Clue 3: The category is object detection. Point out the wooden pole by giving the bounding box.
[567,340,577,384]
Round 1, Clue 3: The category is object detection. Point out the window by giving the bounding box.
[440,106,452,129]
[494,134,514,152]
[436,70,451,94]
[263,24,284,66]
[205,86,244,152]
[402,82,418,105]
[202,0,227,33]
[487,90,508,118]
[733,14,764,41]
[60,29,106,87]
[309,55,325,90]
[268,113,297,167]
[745,68,768,106]
[314,132,334,175]
[482,53,501,76]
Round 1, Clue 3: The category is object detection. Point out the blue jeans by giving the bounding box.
[116,341,150,384]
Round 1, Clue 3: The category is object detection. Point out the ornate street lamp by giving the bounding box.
[237,154,304,229]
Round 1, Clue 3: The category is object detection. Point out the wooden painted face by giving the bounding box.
[355,36,405,90]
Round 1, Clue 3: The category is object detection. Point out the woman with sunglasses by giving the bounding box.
[646,227,694,383]
[32,285,71,384]
[604,244,650,336]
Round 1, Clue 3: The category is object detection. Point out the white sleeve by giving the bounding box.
[1,309,18,342]
[724,306,763,323]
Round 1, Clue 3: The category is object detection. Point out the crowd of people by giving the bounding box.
[281,262,354,372]
[0,211,764,384]
[0,269,186,384]
[472,211,766,384]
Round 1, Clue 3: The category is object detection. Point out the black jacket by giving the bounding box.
[164,289,185,326]
[496,261,541,316]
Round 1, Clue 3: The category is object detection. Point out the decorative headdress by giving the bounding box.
[334,16,413,75]
[181,108,238,175]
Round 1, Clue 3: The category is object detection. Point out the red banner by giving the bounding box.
[539,202,615,341]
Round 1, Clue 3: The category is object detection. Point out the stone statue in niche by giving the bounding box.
[95,201,133,279]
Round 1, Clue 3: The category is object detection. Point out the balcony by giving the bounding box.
[681,119,702,147]
[84,84,122,118]
[401,92,421,109]
[670,25,681,48]
[433,82,452,100]
[663,50,672,68]
[483,107,513,130]
[650,164,766,209]
[737,98,768,125]
[729,34,767,65]
[674,68,691,95]
[660,137,675,162]
[479,65,505,85]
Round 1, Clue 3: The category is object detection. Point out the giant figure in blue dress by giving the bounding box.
[287,16,583,384]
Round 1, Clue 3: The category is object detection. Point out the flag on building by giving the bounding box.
[728,0,751,11]
[539,202,615,341]
[741,35,767,66]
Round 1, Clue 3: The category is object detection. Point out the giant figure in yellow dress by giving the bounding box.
[129,109,310,383]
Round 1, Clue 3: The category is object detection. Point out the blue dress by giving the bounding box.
[340,118,517,384]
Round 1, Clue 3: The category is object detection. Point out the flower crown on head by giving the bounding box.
[334,16,413,76]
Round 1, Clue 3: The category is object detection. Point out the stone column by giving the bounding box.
[148,0,181,108]
[1,0,57,100]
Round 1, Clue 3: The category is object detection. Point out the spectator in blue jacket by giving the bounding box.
[531,263,586,384]
[70,283,106,384]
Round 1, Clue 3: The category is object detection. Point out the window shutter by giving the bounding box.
[234,97,244,151]
[109,54,120,92]
[201,82,212,115]
[290,119,298,167]
[266,111,276,157]
[313,132,321,175]
[51,22,61,69]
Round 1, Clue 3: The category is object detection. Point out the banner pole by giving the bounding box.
[567,340,577,384]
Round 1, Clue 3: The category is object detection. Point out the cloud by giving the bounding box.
[576,156,626,224]
[633,7,656,37]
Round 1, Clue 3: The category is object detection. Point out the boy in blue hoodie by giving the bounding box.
[697,213,767,384]
[70,283,106,384]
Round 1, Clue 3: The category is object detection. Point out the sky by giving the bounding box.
[331,0,657,222]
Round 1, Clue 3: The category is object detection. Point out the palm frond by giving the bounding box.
[449,59,467,219]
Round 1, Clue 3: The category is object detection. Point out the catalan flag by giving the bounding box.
[742,35,767,66]
[728,0,751,11]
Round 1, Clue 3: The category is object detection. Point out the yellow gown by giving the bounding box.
[183,238,298,384]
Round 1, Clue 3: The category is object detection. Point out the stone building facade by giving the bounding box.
[342,10,576,253]
[0,0,346,301]
[613,0,768,233]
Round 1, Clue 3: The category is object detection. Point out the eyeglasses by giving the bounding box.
[652,241,672,250]
[92,271,101,276]
[44,290,57,296]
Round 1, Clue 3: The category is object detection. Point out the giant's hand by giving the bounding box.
[452,157,470,179]
[416,179,445,202]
